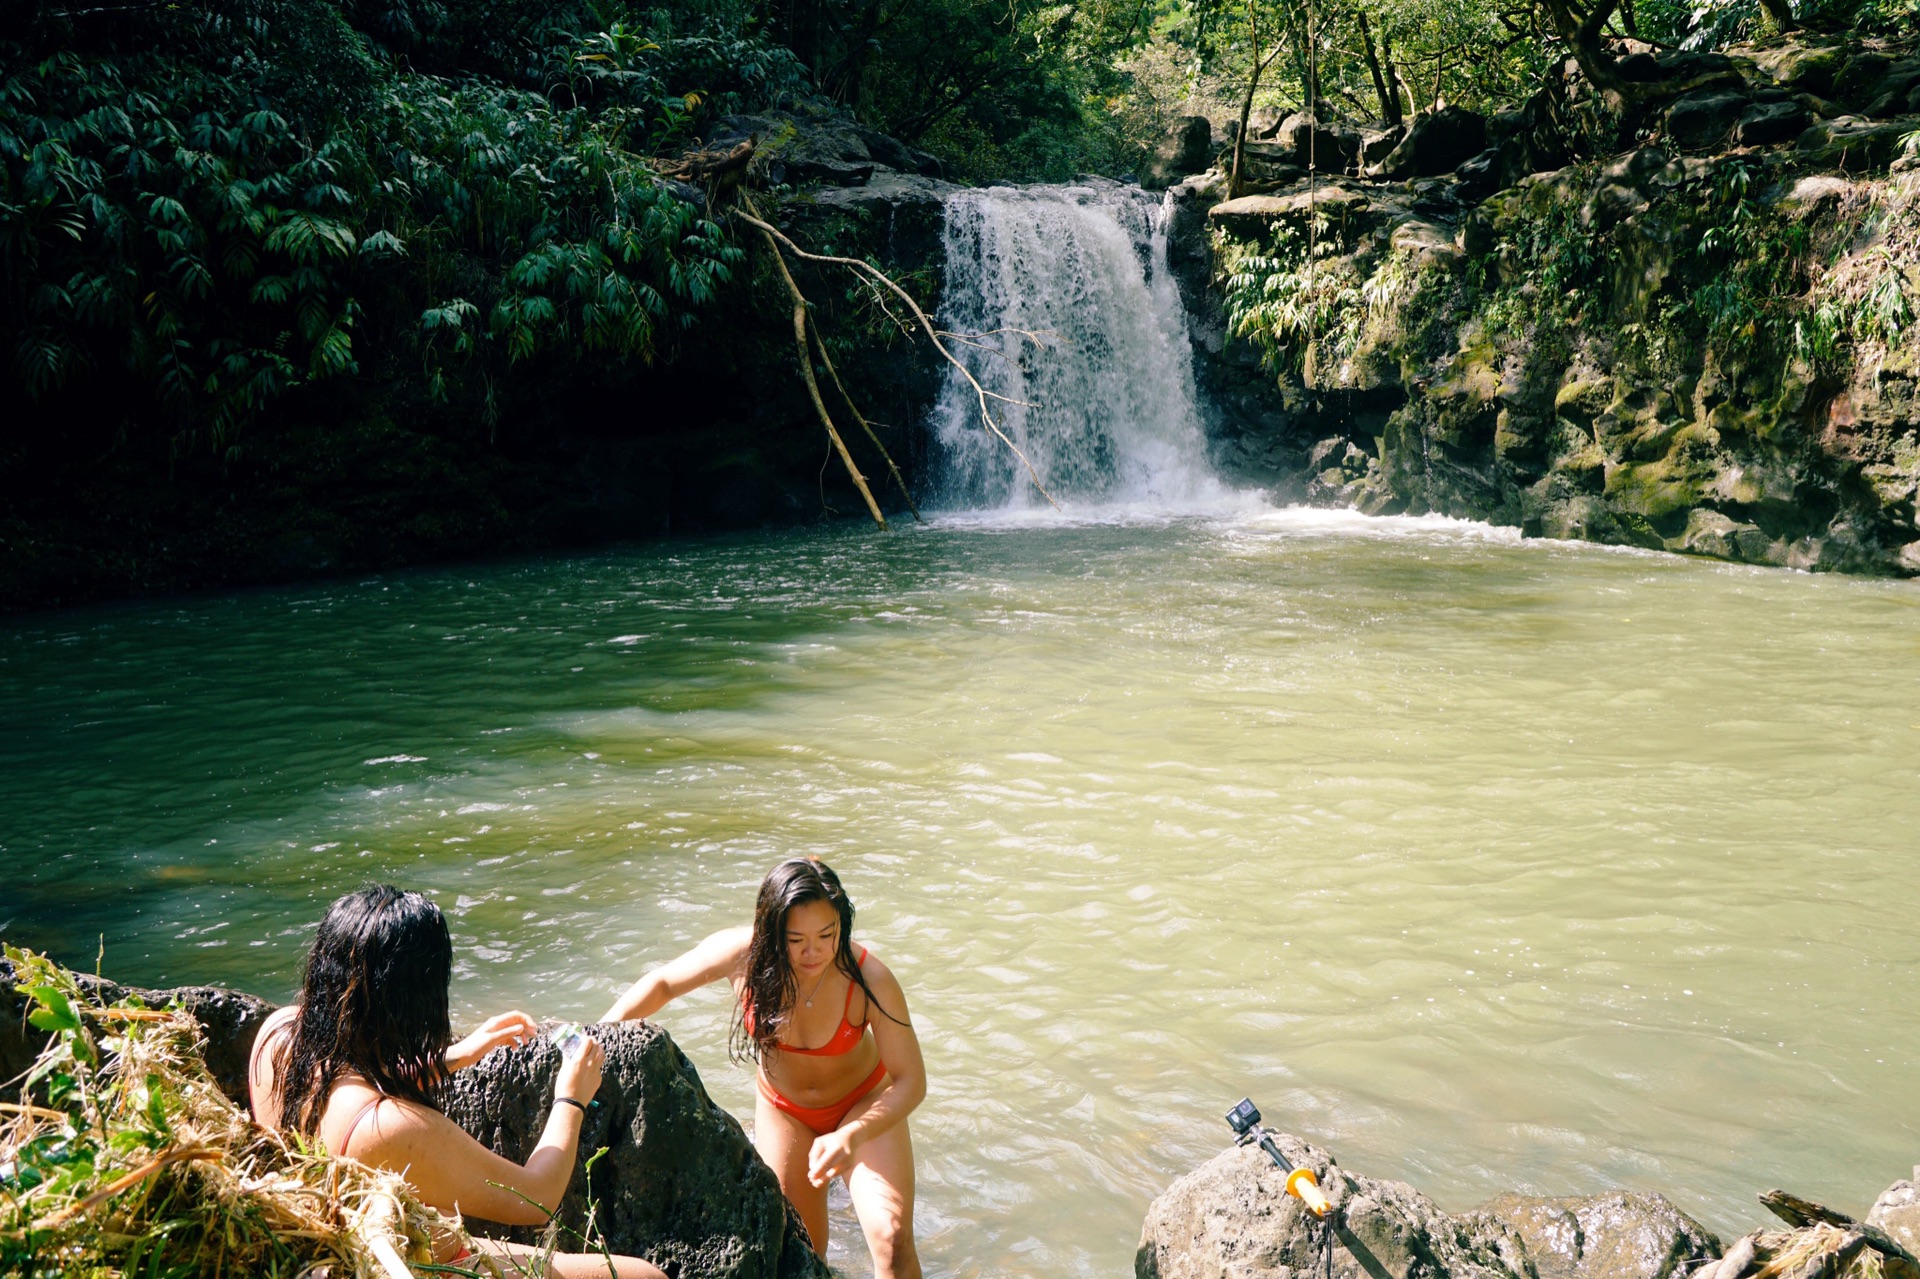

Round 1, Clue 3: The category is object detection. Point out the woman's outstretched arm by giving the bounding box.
[601,925,751,1023]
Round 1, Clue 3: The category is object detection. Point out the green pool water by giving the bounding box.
[3,507,1918,1277]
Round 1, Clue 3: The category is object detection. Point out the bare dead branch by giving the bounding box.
[806,315,923,522]
[749,215,889,530]
[735,208,1060,510]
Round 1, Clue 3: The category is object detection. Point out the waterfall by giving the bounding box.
[926,182,1230,512]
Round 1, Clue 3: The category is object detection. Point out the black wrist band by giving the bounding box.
[554,1096,587,1115]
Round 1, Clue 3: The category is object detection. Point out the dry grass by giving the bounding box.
[0,945,527,1278]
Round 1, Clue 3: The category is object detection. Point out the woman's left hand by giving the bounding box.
[445,1011,538,1071]
[807,1127,860,1187]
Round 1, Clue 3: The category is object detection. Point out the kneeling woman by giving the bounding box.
[604,858,926,1279]
[249,885,664,1279]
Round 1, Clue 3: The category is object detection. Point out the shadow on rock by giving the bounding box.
[443,1021,827,1279]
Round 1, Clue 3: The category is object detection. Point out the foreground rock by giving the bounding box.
[0,958,275,1104]
[445,1022,825,1279]
[0,964,819,1279]
[1137,1133,1718,1279]
[1870,1172,1920,1256]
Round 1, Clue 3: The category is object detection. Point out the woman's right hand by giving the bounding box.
[555,1036,605,1105]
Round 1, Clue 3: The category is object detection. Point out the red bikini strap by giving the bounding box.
[844,946,870,1016]
[336,1094,386,1159]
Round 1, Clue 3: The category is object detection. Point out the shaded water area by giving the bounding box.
[4,511,1920,1276]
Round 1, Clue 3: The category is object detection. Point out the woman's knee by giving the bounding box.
[867,1222,919,1278]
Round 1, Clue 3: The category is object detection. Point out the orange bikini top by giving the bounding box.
[748,946,870,1056]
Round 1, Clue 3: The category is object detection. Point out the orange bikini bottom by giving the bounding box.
[758,1061,887,1135]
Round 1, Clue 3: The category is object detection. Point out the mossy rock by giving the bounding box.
[1603,455,1704,532]
[1554,376,1615,429]
[1763,43,1848,96]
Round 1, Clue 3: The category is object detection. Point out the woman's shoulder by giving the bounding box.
[703,924,754,973]
[851,944,907,1004]
[321,1080,442,1156]
[854,943,894,979]
[256,1003,299,1043]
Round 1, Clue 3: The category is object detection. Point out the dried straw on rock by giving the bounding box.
[0,946,543,1278]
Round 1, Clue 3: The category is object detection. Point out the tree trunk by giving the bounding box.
[1381,31,1411,124]
[1355,11,1401,127]
[1538,0,1642,105]
[1756,0,1797,29]
[1230,63,1260,199]
[1229,3,1277,200]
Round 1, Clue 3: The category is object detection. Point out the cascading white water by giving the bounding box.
[927,183,1230,511]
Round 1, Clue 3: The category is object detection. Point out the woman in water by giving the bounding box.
[603,857,926,1279]
[248,885,665,1278]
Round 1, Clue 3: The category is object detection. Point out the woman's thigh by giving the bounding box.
[843,1116,917,1274]
[754,1087,831,1254]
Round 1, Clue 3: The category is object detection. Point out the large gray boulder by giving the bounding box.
[1145,116,1217,190]
[1137,1133,1720,1279]
[1371,106,1488,179]
[1868,1174,1920,1258]
[444,1022,826,1279]
[1463,1193,1720,1279]
[0,958,277,1105]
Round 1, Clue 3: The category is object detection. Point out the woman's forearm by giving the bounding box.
[510,1104,585,1219]
[602,972,670,1023]
[846,1074,926,1147]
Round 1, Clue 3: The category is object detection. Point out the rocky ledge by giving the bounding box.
[0,965,821,1279]
[1139,1133,1920,1279]
[1160,30,1920,576]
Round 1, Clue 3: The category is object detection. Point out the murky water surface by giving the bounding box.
[4,509,1919,1276]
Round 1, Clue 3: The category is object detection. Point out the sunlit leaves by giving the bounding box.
[2,6,740,454]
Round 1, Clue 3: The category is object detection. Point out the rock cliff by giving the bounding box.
[1165,32,1920,575]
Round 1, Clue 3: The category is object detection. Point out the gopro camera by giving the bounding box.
[1226,1097,1262,1139]
[550,1022,589,1060]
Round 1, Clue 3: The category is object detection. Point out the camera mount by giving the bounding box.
[1224,1098,1332,1218]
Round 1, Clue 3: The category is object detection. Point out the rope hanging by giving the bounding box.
[1306,0,1317,368]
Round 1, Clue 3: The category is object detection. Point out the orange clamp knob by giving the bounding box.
[1287,1167,1331,1218]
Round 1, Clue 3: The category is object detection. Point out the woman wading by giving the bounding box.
[605,857,927,1279]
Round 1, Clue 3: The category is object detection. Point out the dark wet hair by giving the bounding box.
[731,857,900,1062]
[277,884,453,1135]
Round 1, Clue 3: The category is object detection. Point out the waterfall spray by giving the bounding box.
[927,184,1230,513]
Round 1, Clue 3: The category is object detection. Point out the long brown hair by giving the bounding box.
[277,885,453,1134]
[730,858,900,1062]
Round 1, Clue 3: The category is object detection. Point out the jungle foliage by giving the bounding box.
[3,0,1917,606]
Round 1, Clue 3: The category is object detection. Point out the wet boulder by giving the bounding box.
[1135,1136,1526,1279]
[1665,90,1751,149]
[444,1021,826,1279]
[704,111,941,187]
[1372,106,1489,179]
[1464,1193,1720,1279]
[1735,100,1811,147]
[1137,1133,1720,1279]
[1797,116,1918,174]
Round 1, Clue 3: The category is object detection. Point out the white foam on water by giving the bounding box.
[1235,505,1527,543]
